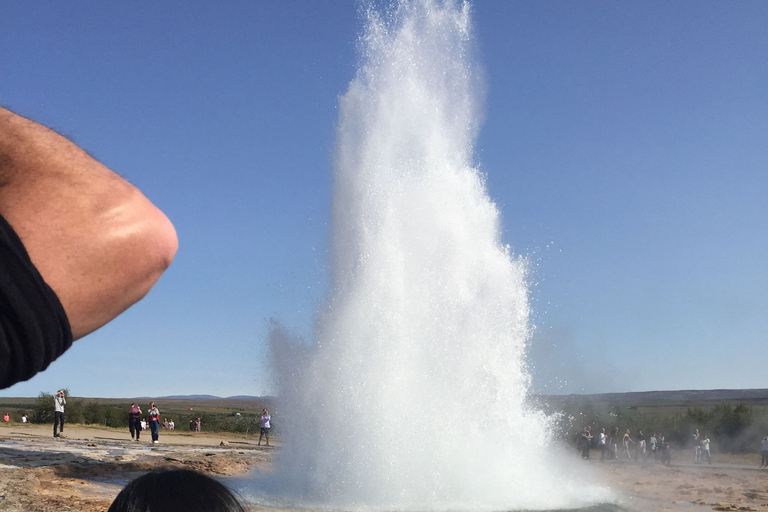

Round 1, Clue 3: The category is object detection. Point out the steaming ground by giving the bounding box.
[3,424,767,511]
[255,0,614,509]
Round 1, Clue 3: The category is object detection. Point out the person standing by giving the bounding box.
[129,403,142,441]
[53,389,66,438]
[622,429,634,460]
[611,427,620,460]
[636,430,646,463]
[760,436,768,468]
[195,417,201,432]
[147,402,160,444]
[660,438,671,465]
[701,434,711,465]
[693,429,702,464]
[649,433,658,460]
[579,425,593,459]
[258,408,271,446]
[598,428,607,461]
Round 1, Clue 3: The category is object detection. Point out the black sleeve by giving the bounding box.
[0,214,73,389]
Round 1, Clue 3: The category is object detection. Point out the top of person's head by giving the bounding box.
[107,469,245,512]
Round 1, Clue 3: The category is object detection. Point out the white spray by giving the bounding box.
[262,0,614,510]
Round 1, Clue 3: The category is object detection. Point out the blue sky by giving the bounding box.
[1,1,766,398]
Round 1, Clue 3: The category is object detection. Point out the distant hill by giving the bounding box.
[3,389,766,405]
[148,395,269,401]
[535,388,768,405]
[151,394,223,400]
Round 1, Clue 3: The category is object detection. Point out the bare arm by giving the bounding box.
[0,107,177,339]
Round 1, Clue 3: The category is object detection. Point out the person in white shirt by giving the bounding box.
[258,409,271,447]
[701,434,711,465]
[53,390,66,438]
[598,428,607,461]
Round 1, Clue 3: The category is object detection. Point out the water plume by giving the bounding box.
[259,1,615,509]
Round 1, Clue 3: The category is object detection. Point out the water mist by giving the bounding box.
[258,1,614,510]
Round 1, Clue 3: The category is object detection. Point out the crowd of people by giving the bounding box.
[577,425,716,465]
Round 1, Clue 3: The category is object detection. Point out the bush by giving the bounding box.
[31,392,54,424]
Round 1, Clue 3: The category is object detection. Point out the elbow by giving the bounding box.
[135,205,179,297]
[152,208,179,275]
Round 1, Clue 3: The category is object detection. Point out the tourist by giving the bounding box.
[622,429,634,460]
[259,408,271,446]
[579,425,593,459]
[660,438,671,466]
[657,432,666,463]
[693,429,702,463]
[107,469,245,512]
[129,403,142,441]
[610,427,620,460]
[140,418,147,431]
[760,436,768,468]
[169,419,175,430]
[190,418,196,431]
[21,414,27,423]
[163,418,169,429]
[0,107,177,391]
[636,430,646,462]
[598,427,607,461]
[3,413,8,422]
[701,434,711,465]
[649,432,658,460]
[195,417,201,432]
[53,389,66,438]
[148,402,160,444]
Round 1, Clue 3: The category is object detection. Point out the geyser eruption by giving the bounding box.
[265,0,613,510]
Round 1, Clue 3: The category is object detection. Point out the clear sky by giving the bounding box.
[1,1,766,398]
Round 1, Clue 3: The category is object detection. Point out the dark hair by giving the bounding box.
[108,469,245,512]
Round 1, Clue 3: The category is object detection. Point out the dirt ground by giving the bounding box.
[594,454,768,512]
[0,423,275,511]
[3,423,768,512]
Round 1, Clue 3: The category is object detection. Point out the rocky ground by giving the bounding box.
[3,423,768,512]
[0,423,274,511]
